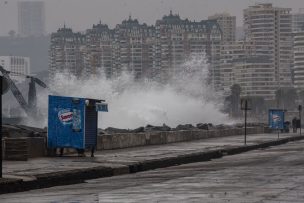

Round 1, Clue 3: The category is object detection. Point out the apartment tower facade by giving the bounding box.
[244,3,293,89]
[18,1,45,37]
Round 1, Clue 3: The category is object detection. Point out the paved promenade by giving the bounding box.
[3,135,304,202]
[3,132,299,178]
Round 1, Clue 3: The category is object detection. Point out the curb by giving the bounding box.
[1,135,304,194]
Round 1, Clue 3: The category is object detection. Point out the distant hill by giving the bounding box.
[0,35,50,73]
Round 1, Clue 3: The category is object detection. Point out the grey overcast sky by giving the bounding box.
[0,0,303,36]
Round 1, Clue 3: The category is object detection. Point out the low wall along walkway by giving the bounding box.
[97,126,265,150]
[2,126,265,159]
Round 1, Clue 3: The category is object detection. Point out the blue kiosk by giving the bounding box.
[48,95,108,157]
[269,109,285,130]
[269,109,286,138]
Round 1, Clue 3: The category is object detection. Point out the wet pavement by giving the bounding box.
[1,133,304,202]
[2,132,299,180]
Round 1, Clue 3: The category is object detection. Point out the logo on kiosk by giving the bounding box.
[272,114,281,122]
[58,109,73,125]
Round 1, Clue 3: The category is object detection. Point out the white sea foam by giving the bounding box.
[29,54,231,128]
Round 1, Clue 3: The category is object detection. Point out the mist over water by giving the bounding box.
[33,54,230,129]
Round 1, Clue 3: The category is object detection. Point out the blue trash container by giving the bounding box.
[48,95,108,156]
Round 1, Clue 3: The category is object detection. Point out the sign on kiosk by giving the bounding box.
[269,109,285,130]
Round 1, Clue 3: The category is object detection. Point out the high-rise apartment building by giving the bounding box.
[219,40,254,93]
[155,11,222,85]
[84,22,114,79]
[49,26,85,84]
[18,1,45,37]
[0,56,30,83]
[208,13,236,42]
[244,3,293,93]
[233,56,275,100]
[219,40,276,99]
[113,17,155,79]
[293,32,304,89]
[292,10,304,32]
[292,11,304,89]
[49,13,222,84]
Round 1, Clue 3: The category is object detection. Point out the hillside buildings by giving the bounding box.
[113,17,156,80]
[155,12,222,85]
[48,26,85,83]
[48,5,301,102]
[18,1,45,37]
[84,23,114,79]
[49,12,222,85]
[208,13,236,42]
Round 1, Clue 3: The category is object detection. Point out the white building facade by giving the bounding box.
[292,10,304,32]
[244,3,293,89]
[208,13,236,42]
[18,1,45,37]
[0,56,30,83]
[49,26,85,84]
[292,11,304,89]
[293,31,304,89]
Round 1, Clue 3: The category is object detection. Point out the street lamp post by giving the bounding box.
[241,99,251,145]
[299,105,302,136]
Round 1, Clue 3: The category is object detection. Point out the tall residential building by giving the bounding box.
[18,1,45,37]
[219,40,277,100]
[208,13,236,42]
[84,22,114,79]
[293,32,304,89]
[113,17,156,79]
[244,3,293,90]
[233,56,275,100]
[49,26,85,83]
[292,11,304,89]
[49,14,222,83]
[292,10,304,32]
[219,40,255,93]
[155,11,222,85]
[0,56,30,83]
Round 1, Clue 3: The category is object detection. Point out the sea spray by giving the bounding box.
[28,54,231,128]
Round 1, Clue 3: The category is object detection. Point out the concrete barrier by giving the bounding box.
[2,126,265,157]
[97,126,264,150]
[3,137,46,160]
[28,137,46,158]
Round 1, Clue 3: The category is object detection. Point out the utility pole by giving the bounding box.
[244,100,247,144]
[299,105,302,136]
[241,99,251,145]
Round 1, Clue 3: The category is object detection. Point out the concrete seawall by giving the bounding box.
[2,126,265,159]
[97,126,265,150]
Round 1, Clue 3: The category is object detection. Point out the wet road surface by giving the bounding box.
[2,139,304,202]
